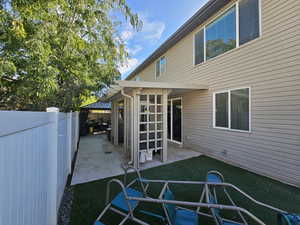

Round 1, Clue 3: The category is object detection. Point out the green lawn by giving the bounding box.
[70,156,300,225]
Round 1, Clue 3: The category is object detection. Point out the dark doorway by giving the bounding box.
[168,98,182,143]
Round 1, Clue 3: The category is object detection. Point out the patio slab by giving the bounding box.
[71,134,201,185]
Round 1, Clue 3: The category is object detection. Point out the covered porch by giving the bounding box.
[105,80,208,169]
[71,134,201,185]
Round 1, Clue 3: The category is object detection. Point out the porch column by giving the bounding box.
[133,90,139,168]
[162,89,168,162]
[112,100,119,146]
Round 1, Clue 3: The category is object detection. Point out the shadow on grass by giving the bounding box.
[70,156,300,225]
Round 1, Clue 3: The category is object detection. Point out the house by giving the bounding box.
[104,0,300,187]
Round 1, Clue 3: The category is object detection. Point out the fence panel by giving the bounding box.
[57,113,69,208]
[0,111,54,225]
[0,110,79,225]
[71,112,78,158]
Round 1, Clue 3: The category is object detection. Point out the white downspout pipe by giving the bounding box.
[121,88,134,165]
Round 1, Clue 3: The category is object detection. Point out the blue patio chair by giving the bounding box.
[208,193,244,225]
[93,179,148,225]
[205,171,249,225]
[110,187,143,212]
[206,170,225,203]
[162,189,199,225]
[207,170,224,183]
[278,213,300,225]
[94,222,105,225]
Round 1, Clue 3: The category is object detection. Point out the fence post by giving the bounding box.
[74,112,79,150]
[76,112,79,148]
[46,107,59,225]
[67,112,72,174]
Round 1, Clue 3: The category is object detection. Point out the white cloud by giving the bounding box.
[119,13,166,44]
[141,17,166,41]
[127,45,143,56]
[118,58,139,74]
[121,30,134,41]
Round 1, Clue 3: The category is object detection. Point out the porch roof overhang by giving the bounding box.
[102,80,209,101]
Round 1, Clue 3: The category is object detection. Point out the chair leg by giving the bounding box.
[95,203,111,222]
[224,188,248,225]
[213,188,217,202]
[119,214,130,225]
[197,188,206,213]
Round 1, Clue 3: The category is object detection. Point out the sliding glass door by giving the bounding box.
[168,98,182,143]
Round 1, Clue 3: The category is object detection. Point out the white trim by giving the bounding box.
[116,80,208,90]
[228,88,231,130]
[193,0,262,67]
[167,97,183,144]
[249,87,252,132]
[258,0,262,37]
[236,1,240,48]
[203,26,207,63]
[155,56,166,80]
[155,60,159,79]
[193,27,206,66]
[193,30,195,66]
[213,87,251,133]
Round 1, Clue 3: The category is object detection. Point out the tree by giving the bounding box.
[0,0,141,111]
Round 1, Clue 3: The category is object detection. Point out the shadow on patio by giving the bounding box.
[71,134,201,185]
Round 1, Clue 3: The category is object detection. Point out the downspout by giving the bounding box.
[121,88,134,165]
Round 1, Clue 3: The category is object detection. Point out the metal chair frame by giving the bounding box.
[94,167,288,225]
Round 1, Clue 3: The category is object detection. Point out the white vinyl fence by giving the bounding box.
[0,108,79,225]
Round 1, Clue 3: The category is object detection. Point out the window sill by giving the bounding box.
[194,36,262,68]
[213,126,252,134]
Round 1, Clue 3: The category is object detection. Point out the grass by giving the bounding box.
[70,156,300,225]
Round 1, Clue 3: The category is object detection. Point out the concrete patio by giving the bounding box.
[71,134,201,185]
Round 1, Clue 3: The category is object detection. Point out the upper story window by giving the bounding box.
[194,0,260,65]
[239,0,260,45]
[214,87,251,132]
[155,56,166,78]
[206,6,236,60]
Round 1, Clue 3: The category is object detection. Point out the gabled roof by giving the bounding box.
[125,0,231,80]
[81,101,111,110]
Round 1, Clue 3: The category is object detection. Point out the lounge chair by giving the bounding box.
[162,189,199,225]
[93,178,149,225]
[208,192,245,225]
[278,213,300,225]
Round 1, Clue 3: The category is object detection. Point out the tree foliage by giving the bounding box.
[0,0,141,111]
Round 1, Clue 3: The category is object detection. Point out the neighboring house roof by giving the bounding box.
[125,0,231,81]
[81,101,111,110]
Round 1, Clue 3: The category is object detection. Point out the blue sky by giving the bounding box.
[118,0,209,79]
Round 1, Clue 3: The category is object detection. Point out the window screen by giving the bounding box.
[239,0,260,45]
[231,88,250,131]
[215,92,229,128]
[195,29,204,65]
[160,57,166,74]
[156,60,160,78]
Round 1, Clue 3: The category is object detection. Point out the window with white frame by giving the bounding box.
[214,88,250,131]
[155,56,166,78]
[194,0,260,65]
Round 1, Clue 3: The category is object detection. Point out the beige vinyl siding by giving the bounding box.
[128,0,300,187]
